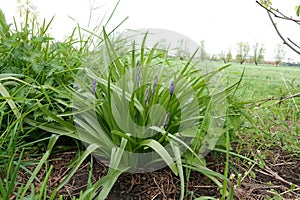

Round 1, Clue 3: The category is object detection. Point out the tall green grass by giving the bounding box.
[0,6,86,199]
[224,63,300,154]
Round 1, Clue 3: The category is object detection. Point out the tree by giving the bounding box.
[274,44,286,66]
[199,40,208,61]
[210,54,218,61]
[257,1,300,55]
[218,51,226,63]
[219,49,232,63]
[235,42,250,64]
[226,50,233,63]
[252,42,265,65]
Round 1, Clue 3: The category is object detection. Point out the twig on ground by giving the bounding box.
[249,93,300,107]
[254,165,300,189]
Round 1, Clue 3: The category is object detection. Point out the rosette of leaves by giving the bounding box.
[37,28,233,199]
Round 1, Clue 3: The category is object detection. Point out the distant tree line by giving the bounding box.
[197,40,289,66]
[196,0,300,67]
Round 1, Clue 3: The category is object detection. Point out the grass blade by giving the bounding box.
[57,144,99,190]
[38,102,75,131]
[20,135,59,199]
[171,142,185,200]
[137,139,178,175]
[0,82,21,118]
[95,168,123,200]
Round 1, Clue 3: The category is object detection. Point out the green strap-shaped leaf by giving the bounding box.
[170,142,185,200]
[38,102,75,131]
[0,82,21,119]
[57,144,99,190]
[20,135,59,199]
[138,139,178,175]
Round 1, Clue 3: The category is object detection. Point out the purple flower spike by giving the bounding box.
[144,86,150,105]
[92,79,97,94]
[163,112,171,129]
[152,75,158,96]
[169,81,175,96]
[136,60,141,86]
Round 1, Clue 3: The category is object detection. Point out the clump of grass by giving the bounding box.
[0,5,87,199]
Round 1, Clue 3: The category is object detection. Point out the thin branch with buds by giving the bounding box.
[256,1,300,24]
[267,11,300,55]
[256,1,300,55]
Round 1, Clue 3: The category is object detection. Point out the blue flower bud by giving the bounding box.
[163,112,171,129]
[136,60,141,86]
[144,86,150,105]
[152,75,158,96]
[92,79,97,94]
[169,81,175,96]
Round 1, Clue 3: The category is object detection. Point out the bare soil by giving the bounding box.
[15,147,300,200]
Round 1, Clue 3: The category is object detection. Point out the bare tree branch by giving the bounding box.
[256,1,300,24]
[267,12,300,55]
[256,1,300,55]
[274,7,300,25]
[288,37,300,50]
[268,12,300,54]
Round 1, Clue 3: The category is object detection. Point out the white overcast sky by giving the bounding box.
[1,0,300,61]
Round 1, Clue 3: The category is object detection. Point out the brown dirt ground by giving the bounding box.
[14,147,300,200]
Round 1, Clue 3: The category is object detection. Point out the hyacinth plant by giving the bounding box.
[35,27,237,199]
[0,1,238,199]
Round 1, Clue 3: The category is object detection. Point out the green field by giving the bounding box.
[224,63,300,100]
